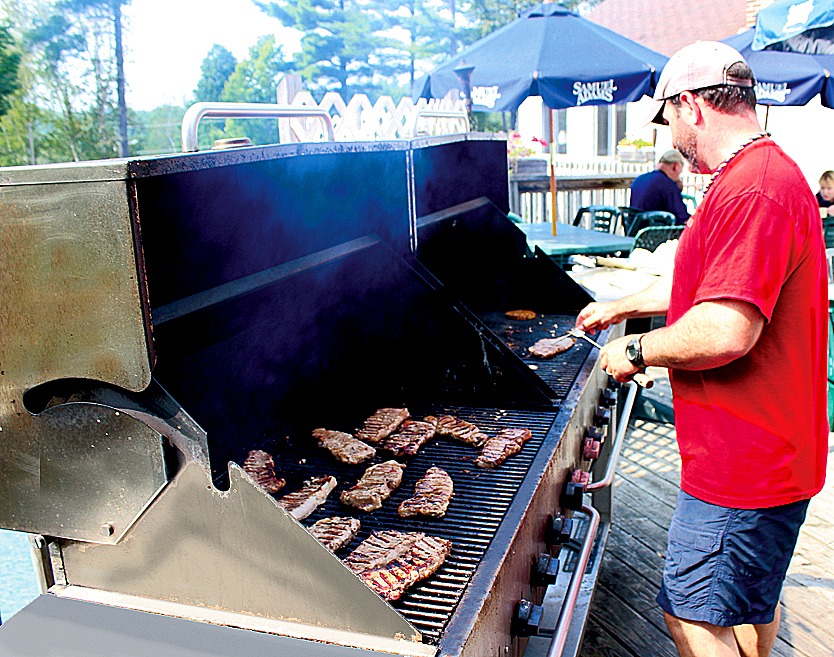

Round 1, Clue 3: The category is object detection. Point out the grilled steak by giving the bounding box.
[381,420,436,457]
[313,428,376,464]
[529,336,575,358]
[425,415,487,447]
[398,467,454,518]
[241,449,286,494]
[340,460,406,512]
[345,531,453,602]
[343,529,425,571]
[356,408,410,443]
[505,309,537,321]
[308,516,361,552]
[474,427,533,468]
[276,475,337,520]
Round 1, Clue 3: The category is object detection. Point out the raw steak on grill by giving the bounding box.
[276,475,337,520]
[398,467,454,518]
[345,531,453,602]
[308,516,361,552]
[356,408,410,443]
[381,420,436,457]
[528,336,575,358]
[474,428,533,468]
[340,460,406,512]
[312,428,376,464]
[424,415,487,447]
[241,449,286,494]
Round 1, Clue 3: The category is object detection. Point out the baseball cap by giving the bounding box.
[646,41,755,125]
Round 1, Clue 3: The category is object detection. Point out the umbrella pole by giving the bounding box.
[549,109,558,236]
[764,105,770,131]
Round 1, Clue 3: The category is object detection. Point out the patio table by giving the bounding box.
[518,221,634,258]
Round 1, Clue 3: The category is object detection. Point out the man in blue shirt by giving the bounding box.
[629,149,690,224]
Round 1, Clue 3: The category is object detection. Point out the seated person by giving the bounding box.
[817,170,834,217]
[628,149,690,225]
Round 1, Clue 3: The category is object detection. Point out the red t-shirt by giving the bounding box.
[667,138,828,508]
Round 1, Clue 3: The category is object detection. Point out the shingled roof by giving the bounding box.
[587,0,749,56]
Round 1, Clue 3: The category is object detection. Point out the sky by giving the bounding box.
[122,0,302,111]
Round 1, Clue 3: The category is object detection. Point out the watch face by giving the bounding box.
[626,338,641,365]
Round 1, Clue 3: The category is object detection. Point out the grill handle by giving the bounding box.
[586,380,638,493]
[181,102,335,152]
[544,503,600,657]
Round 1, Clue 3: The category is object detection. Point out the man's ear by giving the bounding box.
[677,91,703,124]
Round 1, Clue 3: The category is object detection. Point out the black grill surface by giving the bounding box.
[242,404,559,643]
[478,312,593,400]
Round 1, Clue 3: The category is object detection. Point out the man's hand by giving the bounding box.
[575,301,626,334]
[598,334,640,382]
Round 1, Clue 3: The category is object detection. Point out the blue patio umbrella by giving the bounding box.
[722,28,834,109]
[412,3,667,112]
[752,0,834,54]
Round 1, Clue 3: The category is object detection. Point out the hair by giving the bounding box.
[659,149,684,165]
[668,62,757,116]
[821,170,834,185]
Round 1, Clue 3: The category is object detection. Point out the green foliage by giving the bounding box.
[129,104,186,156]
[194,45,237,103]
[254,0,389,97]
[0,22,22,117]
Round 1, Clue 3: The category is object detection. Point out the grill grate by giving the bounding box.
[478,312,593,400]
[250,405,558,643]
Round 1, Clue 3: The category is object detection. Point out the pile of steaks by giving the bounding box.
[241,407,532,603]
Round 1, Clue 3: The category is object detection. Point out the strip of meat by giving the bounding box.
[312,428,376,464]
[276,475,337,520]
[424,415,487,447]
[241,449,286,494]
[346,532,453,602]
[340,460,406,512]
[355,408,410,443]
[381,420,436,457]
[474,427,533,468]
[343,530,425,571]
[308,516,361,553]
[529,336,575,358]
[398,467,454,519]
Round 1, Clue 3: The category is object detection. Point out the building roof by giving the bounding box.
[587,0,749,56]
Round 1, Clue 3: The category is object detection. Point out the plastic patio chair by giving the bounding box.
[823,215,834,249]
[626,210,676,237]
[572,204,620,233]
[631,225,685,253]
[618,206,642,235]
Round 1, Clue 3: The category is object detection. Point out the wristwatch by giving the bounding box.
[625,335,646,369]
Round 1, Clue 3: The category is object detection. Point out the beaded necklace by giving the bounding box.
[700,132,770,198]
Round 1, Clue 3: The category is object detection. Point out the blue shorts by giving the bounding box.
[656,491,809,627]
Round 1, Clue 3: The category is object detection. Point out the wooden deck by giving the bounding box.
[578,419,834,657]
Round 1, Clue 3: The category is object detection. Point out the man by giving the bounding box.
[576,41,827,657]
[629,148,691,224]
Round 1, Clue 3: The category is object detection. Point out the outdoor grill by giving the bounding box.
[0,134,634,657]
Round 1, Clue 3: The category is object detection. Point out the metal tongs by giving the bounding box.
[568,329,654,389]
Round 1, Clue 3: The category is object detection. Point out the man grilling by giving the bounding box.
[575,41,827,657]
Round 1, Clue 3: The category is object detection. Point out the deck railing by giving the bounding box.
[510,156,708,224]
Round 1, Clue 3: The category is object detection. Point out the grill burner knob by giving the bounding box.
[512,599,543,637]
[594,407,611,427]
[561,469,589,511]
[583,436,601,460]
[546,514,573,546]
[533,552,560,586]
[601,388,618,407]
[607,378,622,391]
[585,426,604,441]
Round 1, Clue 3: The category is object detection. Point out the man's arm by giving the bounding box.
[575,274,673,333]
[598,298,764,381]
